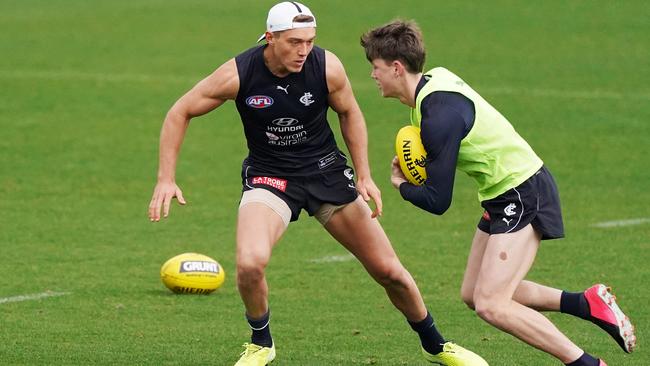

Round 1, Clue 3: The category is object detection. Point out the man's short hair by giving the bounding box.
[360,20,425,73]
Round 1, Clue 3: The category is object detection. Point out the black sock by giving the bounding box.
[560,291,591,320]
[246,310,272,347]
[408,311,445,355]
[565,352,599,366]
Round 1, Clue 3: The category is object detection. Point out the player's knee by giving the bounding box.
[461,286,475,310]
[236,255,268,285]
[473,294,508,325]
[372,263,408,289]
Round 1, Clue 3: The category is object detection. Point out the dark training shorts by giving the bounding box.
[241,165,359,222]
[477,166,564,240]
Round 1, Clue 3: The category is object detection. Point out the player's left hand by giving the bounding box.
[390,156,408,189]
[356,176,383,218]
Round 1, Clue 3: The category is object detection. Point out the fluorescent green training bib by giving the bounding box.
[410,67,543,201]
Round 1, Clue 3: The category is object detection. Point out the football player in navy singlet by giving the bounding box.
[148,3,486,365]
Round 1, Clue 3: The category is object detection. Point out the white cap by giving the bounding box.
[257,2,317,43]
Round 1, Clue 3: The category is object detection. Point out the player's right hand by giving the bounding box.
[390,156,408,189]
[148,181,186,222]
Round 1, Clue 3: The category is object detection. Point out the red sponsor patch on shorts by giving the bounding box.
[482,211,491,221]
[251,176,288,192]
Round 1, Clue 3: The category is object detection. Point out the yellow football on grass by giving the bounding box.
[160,253,225,294]
[395,126,427,185]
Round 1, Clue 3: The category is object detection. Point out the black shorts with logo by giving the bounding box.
[241,162,358,222]
[477,166,564,240]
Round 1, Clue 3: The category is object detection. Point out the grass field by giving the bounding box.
[1,0,648,365]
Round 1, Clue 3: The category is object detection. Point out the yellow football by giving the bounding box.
[160,253,225,294]
[395,125,427,185]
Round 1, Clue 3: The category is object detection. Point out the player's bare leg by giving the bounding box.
[462,228,562,312]
[463,226,636,360]
[236,202,286,317]
[234,201,286,365]
[472,224,587,363]
[324,196,426,320]
[325,196,488,365]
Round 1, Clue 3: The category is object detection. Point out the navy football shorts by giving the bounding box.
[477,166,564,240]
[241,165,358,222]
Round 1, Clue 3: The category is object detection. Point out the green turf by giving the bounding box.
[1,0,648,364]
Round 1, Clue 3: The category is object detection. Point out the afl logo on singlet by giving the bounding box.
[246,95,274,109]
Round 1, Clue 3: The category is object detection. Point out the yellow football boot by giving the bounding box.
[234,343,275,366]
[422,342,488,365]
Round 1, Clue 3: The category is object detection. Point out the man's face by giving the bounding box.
[370,58,397,98]
[269,27,316,73]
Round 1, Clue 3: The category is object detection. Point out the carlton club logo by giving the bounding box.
[299,92,315,106]
[414,156,427,167]
[504,203,517,216]
[246,95,274,109]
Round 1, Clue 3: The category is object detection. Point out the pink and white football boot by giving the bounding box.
[584,284,636,353]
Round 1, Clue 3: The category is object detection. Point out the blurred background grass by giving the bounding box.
[0,1,648,364]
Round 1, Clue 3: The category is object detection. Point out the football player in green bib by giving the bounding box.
[361,20,636,366]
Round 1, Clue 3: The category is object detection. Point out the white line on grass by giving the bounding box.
[0,291,71,305]
[591,218,650,228]
[309,254,355,263]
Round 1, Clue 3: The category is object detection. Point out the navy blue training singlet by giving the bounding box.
[235,45,347,176]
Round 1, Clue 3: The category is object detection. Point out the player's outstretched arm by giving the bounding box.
[325,50,382,218]
[149,59,239,222]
